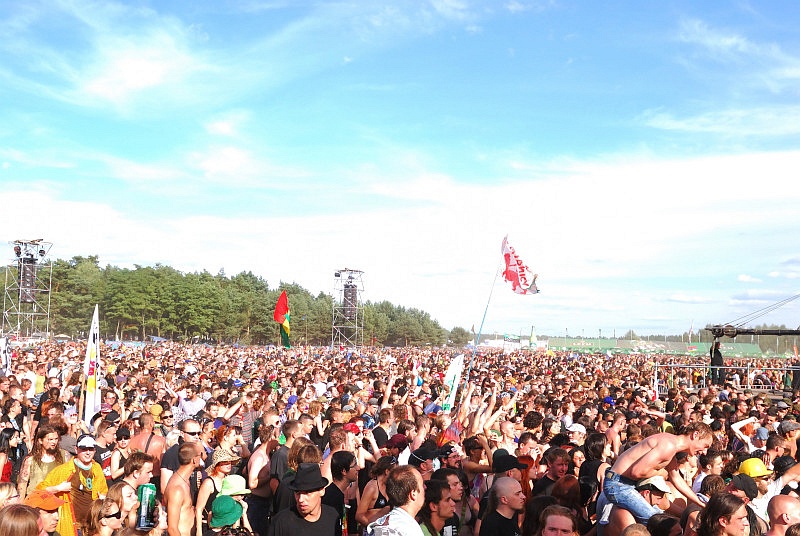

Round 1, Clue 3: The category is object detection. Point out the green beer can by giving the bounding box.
[136,483,157,530]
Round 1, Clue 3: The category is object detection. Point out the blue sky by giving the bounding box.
[2,0,800,338]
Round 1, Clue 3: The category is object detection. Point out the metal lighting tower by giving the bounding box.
[331,268,364,349]
[2,239,53,340]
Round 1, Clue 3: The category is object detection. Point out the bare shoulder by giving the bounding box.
[362,479,378,495]
[649,432,680,449]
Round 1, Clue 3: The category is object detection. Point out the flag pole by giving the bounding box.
[77,373,86,426]
[459,267,501,406]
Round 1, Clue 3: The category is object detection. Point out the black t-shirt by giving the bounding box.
[268,504,338,536]
[322,483,346,536]
[93,444,114,482]
[530,474,557,497]
[479,510,520,536]
[271,445,290,480]
[372,426,388,448]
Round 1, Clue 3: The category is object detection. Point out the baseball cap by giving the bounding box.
[729,474,758,500]
[636,476,670,494]
[773,456,797,476]
[76,434,96,449]
[385,434,408,450]
[754,427,770,440]
[343,423,361,435]
[567,423,586,434]
[24,490,65,511]
[780,420,800,434]
[493,453,526,474]
[602,396,615,405]
[439,443,457,459]
[409,448,436,468]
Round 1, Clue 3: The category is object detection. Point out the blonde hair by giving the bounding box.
[0,482,19,508]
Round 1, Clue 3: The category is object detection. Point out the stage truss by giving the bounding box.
[2,239,53,340]
[331,268,364,349]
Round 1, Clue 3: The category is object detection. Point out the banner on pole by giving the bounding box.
[441,354,464,412]
[83,305,101,424]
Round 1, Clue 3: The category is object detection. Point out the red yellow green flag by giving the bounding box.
[273,290,291,348]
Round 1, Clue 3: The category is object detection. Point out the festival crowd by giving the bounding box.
[1,340,800,536]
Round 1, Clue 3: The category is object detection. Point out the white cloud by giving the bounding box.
[666,294,712,304]
[204,110,251,137]
[678,19,781,60]
[641,107,800,136]
[188,145,310,187]
[738,274,762,283]
[675,18,800,94]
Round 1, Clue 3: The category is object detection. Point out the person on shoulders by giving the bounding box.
[597,422,712,525]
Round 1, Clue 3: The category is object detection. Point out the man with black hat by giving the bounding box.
[269,462,339,536]
[727,472,767,535]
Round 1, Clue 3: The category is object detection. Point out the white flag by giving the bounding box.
[441,354,464,412]
[83,305,101,423]
[0,337,11,376]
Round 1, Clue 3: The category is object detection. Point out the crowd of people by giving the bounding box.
[0,339,800,536]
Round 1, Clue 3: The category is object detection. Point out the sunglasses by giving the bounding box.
[162,414,174,419]
[103,509,123,519]
[184,431,201,437]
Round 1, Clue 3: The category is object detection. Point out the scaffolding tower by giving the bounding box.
[2,239,53,340]
[331,268,364,349]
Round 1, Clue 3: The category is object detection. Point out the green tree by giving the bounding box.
[449,326,471,345]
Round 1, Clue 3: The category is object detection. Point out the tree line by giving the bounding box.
[48,256,468,347]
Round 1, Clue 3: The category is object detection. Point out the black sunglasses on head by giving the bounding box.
[103,510,123,519]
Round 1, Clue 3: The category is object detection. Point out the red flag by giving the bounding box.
[501,235,539,294]
[273,291,290,348]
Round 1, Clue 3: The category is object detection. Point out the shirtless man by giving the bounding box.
[128,414,166,491]
[164,442,202,536]
[246,426,274,536]
[605,413,627,459]
[598,422,712,524]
